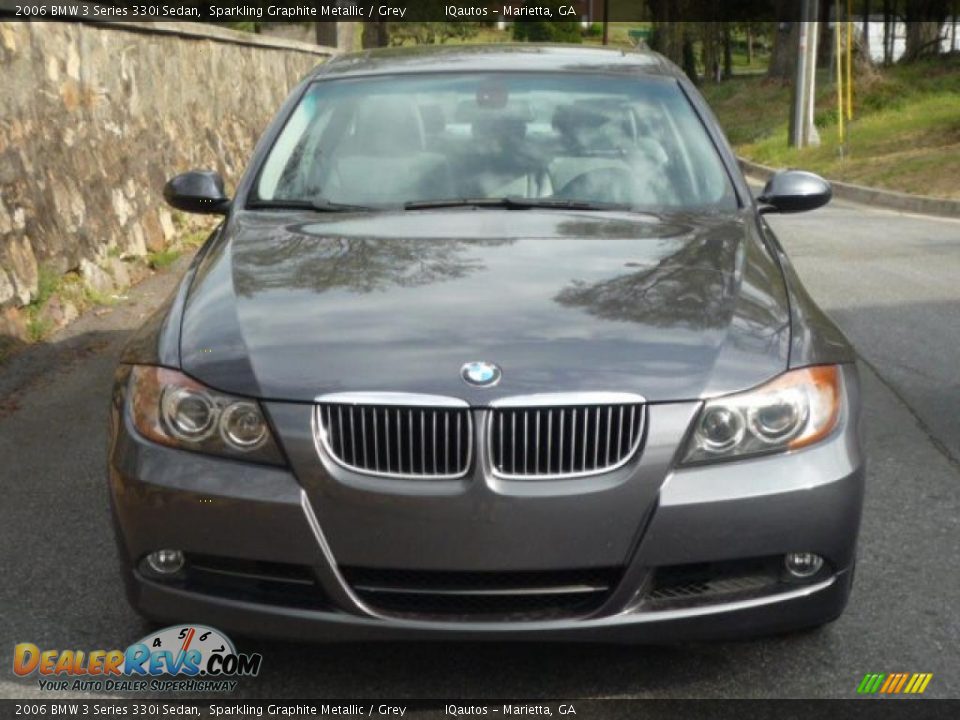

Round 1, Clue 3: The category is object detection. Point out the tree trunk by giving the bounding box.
[362,21,389,48]
[315,22,338,47]
[747,27,754,64]
[768,21,799,79]
[903,0,949,59]
[863,0,872,58]
[701,23,719,83]
[954,3,958,51]
[337,22,358,52]
[882,0,892,64]
[904,21,943,59]
[648,18,683,69]
[682,30,698,84]
[817,0,833,67]
[723,24,733,78]
[853,26,879,76]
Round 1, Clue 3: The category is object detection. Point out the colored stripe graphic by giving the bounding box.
[880,674,897,693]
[893,674,909,693]
[904,673,933,694]
[857,673,932,695]
[857,673,885,694]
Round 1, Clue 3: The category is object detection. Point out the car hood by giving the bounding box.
[180,208,791,404]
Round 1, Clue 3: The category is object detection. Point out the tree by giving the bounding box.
[390,22,482,45]
[314,21,338,47]
[700,22,723,82]
[768,21,799,79]
[362,21,389,48]
[882,0,894,64]
[645,3,699,83]
[722,23,733,78]
[512,22,583,43]
[903,0,949,60]
[817,0,832,67]
[904,21,944,58]
[681,29,698,81]
[226,21,261,33]
[337,22,359,52]
[862,0,872,57]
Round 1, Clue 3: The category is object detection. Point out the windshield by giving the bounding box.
[254,72,737,212]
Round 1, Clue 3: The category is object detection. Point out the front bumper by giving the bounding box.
[129,568,852,644]
[108,366,865,643]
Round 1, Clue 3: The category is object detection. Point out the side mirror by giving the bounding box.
[163,170,230,215]
[758,170,832,214]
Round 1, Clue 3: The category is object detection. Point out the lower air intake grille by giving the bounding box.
[490,403,644,478]
[342,566,621,621]
[167,554,326,610]
[316,403,471,478]
[643,557,783,610]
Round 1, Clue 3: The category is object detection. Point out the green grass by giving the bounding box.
[443,27,511,45]
[730,48,771,74]
[171,210,189,231]
[2,221,212,361]
[25,315,53,342]
[148,225,208,270]
[181,229,209,248]
[701,56,960,198]
[147,249,181,270]
[582,22,651,49]
[20,269,99,343]
[32,265,62,309]
[701,75,796,146]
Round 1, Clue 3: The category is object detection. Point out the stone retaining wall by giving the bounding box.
[0,20,333,341]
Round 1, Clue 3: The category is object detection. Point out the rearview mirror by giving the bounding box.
[758,170,832,214]
[163,170,230,215]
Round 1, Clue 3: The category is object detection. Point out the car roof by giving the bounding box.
[311,44,680,80]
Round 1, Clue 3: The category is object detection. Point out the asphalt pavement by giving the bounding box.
[1,197,958,700]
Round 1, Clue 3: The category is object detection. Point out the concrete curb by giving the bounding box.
[738,157,960,219]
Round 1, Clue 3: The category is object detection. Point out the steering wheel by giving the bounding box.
[555,166,637,205]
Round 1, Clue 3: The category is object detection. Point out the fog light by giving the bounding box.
[784,552,823,578]
[146,549,185,575]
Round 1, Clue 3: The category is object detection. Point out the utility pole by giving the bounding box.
[790,0,821,148]
[806,19,821,146]
[790,9,808,146]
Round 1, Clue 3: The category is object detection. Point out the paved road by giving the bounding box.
[1,198,958,700]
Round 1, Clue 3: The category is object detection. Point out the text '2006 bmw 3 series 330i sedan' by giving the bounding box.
[108,45,864,643]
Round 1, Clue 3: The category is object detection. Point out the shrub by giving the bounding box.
[583,22,603,37]
[512,22,582,44]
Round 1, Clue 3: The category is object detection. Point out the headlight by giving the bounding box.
[127,365,285,465]
[682,365,842,464]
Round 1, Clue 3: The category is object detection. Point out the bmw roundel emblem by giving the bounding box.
[461,361,502,387]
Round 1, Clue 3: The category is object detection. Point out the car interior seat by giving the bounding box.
[321,96,452,205]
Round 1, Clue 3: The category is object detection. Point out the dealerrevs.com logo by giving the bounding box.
[13,625,261,693]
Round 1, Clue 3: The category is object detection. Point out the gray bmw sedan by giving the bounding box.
[109,45,864,642]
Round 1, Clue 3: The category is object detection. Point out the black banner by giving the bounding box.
[2,699,960,719]
[0,0,872,23]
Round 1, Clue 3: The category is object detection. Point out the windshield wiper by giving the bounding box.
[501,197,635,211]
[311,198,379,212]
[403,197,633,212]
[403,198,514,210]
